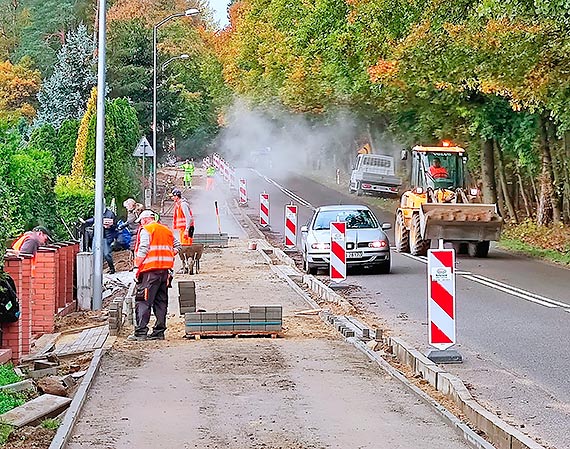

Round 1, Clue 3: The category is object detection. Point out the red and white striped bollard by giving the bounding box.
[239,178,247,205]
[284,205,297,248]
[330,221,346,282]
[259,192,270,227]
[427,248,456,350]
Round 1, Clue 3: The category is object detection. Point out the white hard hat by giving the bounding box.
[136,210,156,223]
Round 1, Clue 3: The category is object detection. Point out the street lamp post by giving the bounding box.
[161,54,190,72]
[152,9,199,204]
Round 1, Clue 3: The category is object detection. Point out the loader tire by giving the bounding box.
[410,213,430,256]
[395,212,410,253]
[468,241,490,258]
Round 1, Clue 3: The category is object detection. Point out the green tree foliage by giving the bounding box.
[54,174,94,229]
[56,119,80,175]
[35,23,96,129]
[84,97,141,205]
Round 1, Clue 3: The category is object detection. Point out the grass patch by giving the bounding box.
[498,238,570,266]
[41,418,61,430]
[0,391,26,415]
[0,365,21,387]
[0,422,14,444]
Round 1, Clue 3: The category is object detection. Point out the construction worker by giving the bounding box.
[11,226,51,257]
[171,188,195,247]
[11,226,51,275]
[129,210,180,341]
[206,164,216,191]
[182,159,195,188]
[429,158,448,179]
[81,206,118,274]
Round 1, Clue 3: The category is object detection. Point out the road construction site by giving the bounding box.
[50,165,569,449]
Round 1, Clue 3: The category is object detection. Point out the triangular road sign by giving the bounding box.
[133,136,154,157]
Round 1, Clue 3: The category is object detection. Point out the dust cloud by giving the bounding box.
[212,99,404,176]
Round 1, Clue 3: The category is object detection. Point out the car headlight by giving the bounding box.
[368,240,388,248]
[311,242,331,250]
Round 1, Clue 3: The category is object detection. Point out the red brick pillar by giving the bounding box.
[19,256,33,358]
[2,256,23,362]
[33,248,58,335]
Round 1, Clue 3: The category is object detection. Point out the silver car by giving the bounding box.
[301,205,392,275]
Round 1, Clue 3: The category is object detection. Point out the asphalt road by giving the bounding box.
[236,167,570,449]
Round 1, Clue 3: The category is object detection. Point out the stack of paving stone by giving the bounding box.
[178,281,196,314]
[185,305,282,336]
[108,297,124,336]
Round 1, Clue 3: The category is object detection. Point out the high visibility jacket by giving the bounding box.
[206,167,216,177]
[135,222,175,274]
[429,166,448,179]
[173,199,194,230]
[183,163,195,174]
[12,233,31,252]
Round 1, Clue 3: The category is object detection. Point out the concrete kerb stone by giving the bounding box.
[48,348,105,449]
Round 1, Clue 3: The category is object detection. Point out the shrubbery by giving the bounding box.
[54,175,95,231]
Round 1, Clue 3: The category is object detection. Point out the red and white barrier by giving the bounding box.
[284,205,297,248]
[239,178,247,205]
[427,249,456,350]
[259,193,270,227]
[330,221,346,282]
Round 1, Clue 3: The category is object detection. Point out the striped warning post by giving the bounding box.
[239,178,247,205]
[330,221,346,282]
[259,193,270,227]
[427,249,456,350]
[284,205,297,248]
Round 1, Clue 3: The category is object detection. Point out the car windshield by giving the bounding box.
[312,209,378,230]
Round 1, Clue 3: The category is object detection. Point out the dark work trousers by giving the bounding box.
[103,238,115,272]
[134,269,170,337]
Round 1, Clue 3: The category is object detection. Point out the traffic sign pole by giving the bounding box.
[426,247,462,363]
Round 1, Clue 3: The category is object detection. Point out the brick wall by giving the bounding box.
[1,242,79,363]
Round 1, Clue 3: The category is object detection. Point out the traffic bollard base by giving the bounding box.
[426,349,463,364]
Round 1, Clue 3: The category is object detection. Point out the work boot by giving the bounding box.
[147,333,165,340]
[127,334,147,342]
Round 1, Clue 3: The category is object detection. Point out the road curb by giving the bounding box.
[48,348,106,449]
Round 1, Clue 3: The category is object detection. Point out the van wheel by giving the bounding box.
[410,214,430,256]
[395,212,410,253]
[356,182,363,196]
[468,241,490,258]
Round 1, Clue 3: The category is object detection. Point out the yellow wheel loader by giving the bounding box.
[395,145,503,257]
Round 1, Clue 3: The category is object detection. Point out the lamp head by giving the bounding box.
[180,54,190,59]
[185,8,200,16]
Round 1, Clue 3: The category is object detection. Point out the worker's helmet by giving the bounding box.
[171,188,182,197]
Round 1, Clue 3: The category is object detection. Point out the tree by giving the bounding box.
[0,58,41,120]
[35,23,96,129]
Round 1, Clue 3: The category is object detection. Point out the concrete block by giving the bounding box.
[201,312,217,321]
[266,310,282,320]
[34,360,58,371]
[180,305,196,314]
[185,312,202,323]
[0,348,12,365]
[0,379,35,393]
[415,358,443,389]
[29,367,58,379]
[233,323,251,331]
[216,311,234,321]
[265,324,282,332]
[233,312,250,321]
[0,394,71,427]
[462,399,511,449]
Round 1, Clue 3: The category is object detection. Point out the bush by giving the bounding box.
[57,119,80,175]
[0,391,25,414]
[0,364,21,386]
[54,175,95,229]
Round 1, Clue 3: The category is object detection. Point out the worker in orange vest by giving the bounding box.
[429,158,448,179]
[171,188,195,246]
[11,226,51,274]
[128,210,180,341]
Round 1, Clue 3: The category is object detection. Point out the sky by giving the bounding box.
[208,0,230,28]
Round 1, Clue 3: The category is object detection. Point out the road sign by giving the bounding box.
[427,248,456,350]
[133,136,154,157]
[330,221,346,282]
[284,205,297,248]
[260,193,270,227]
[239,179,247,205]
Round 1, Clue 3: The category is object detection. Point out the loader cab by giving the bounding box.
[410,146,467,190]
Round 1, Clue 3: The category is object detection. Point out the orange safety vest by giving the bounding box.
[12,233,31,252]
[135,222,175,274]
[429,166,448,179]
[173,200,193,230]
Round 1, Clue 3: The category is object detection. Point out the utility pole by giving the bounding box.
[92,0,107,310]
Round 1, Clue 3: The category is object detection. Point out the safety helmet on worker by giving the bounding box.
[171,188,182,197]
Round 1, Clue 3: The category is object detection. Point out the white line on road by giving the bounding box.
[398,251,564,309]
[251,169,315,210]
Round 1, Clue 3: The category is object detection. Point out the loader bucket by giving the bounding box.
[419,203,503,242]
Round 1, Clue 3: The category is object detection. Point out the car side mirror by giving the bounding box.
[400,150,408,161]
[382,223,392,230]
[301,225,308,233]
